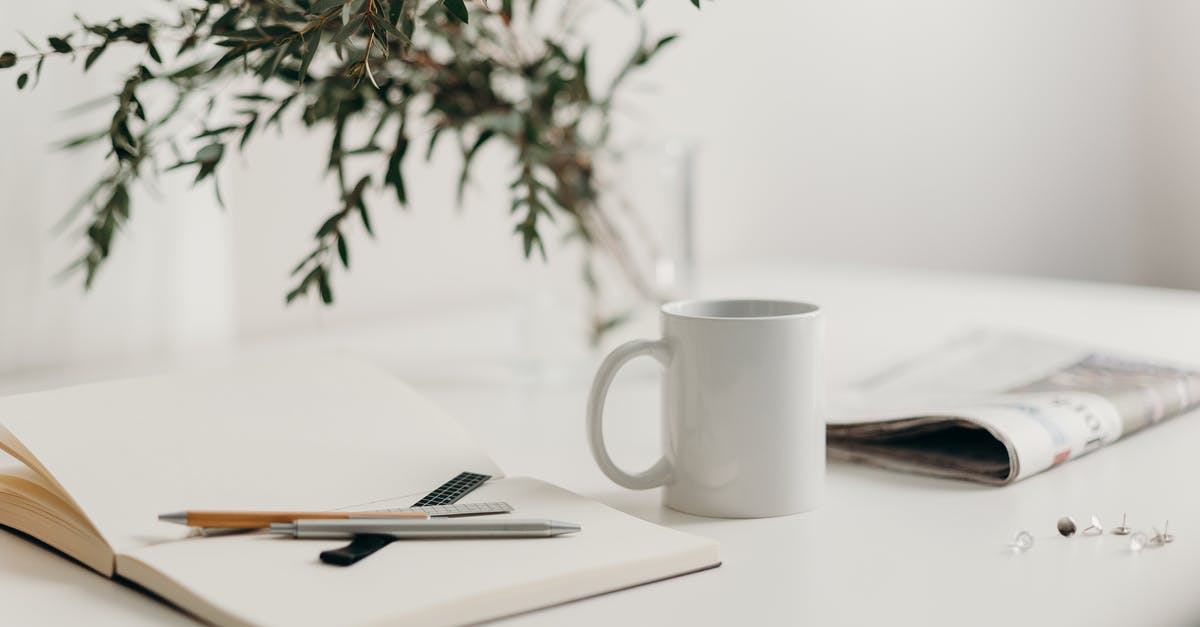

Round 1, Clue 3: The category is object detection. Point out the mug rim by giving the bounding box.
[661,298,820,321]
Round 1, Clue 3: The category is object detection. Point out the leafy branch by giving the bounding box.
[3,0,693,338]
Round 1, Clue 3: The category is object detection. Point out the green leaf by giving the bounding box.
[651,34,679,55]
[336,234,350,268]
[194,126,238,138]
[178,35,198,56]
[285,284,307,304]
[106,183,131,220]
[195,162,219,184]
[368,13,406,43]
[212,45,252,71]
[457,129,494,205]
[425,125,444,161]
[147,41,162,64]
[78,18,111,39]
[212,7,242,34]
[328,119,345,171]
[309,0,345,14]
[239,113,259,150]
[287,265,323,304]
[389,0,406,24]
[574,47,591,99]
[400,1,416,40]
[119,22,152,44]
[474,111,522,135]
[515,223,546,260]
[266,95,295,128]
[47,37,73,53]
[593,312,632,338]
[290,249,321,276]
[357,199,373,236]
[443,0,469,23]
[16,73,28,89]
[386,126,409,206]
[0,52,15,69]
[350,171,372,196]
[608,31,678,98]
[299,31,320,83]
[168,60,208,79]
[316,213,342,237]
[57,128,107,149]
[196,142,224,164]
[349,175,374,236]
[84,45,106,70]
[257,46,285,81]
[331,16,364,44]
[317,268,334,304]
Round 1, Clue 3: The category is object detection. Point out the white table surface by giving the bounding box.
[3,263,1200,626]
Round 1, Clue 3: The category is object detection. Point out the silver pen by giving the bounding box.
[268,518,580,539]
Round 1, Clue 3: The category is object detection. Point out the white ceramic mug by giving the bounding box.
[586,299,825,518]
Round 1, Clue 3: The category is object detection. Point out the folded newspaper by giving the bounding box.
[828,331,1200,485]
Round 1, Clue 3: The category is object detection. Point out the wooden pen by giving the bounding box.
[157,510,430,529]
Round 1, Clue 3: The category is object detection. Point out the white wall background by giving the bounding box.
[1142,1,1200,289]
[0,0,1197,374]
[0,0,235,374]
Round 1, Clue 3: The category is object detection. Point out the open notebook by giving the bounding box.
[0,355,719,626]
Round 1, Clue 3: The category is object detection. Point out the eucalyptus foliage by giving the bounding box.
[2,0,690,335]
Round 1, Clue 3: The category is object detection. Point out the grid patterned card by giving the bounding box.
[410,472,491,507]
[320,471,496,566]
[365,501,513,517]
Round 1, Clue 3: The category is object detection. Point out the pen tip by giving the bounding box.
[550,521,581,535]
[158,511,187,525]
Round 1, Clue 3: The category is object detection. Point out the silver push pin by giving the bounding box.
[1057,516,1078,537]
[1010,530,1034,552]
[1082,515,1103,536]
[1112,513,1132,536]
[1161,520,1174,544]
[1150,527,1167,546]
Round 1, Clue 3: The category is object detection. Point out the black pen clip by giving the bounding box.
[320,534,394,566]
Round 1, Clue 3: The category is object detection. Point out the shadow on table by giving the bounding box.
[583,455,1001,533]
[828,458,994,492]
[587,458,994,528]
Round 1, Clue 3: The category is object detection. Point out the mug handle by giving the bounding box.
[586,338,673,489]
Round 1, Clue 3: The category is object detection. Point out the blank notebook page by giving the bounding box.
[0,354,503,556]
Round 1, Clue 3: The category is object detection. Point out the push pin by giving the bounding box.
[1082,515,1103,536]
[1112,513,1132,536]
[1057,516,1077,537]
[1129,531,1148,552]
[1150,527,1167,546]
[1161,520,1174,544]
[1010,530,1034,552]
